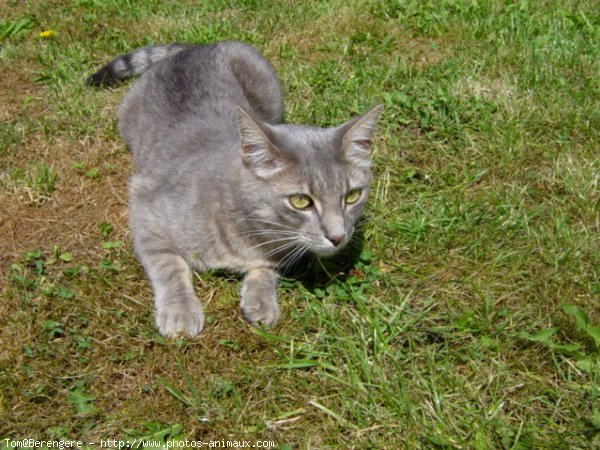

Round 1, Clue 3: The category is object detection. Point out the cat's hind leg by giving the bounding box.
[137,247,204,337]
[240,267,280,326]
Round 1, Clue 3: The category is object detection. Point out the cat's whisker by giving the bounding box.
[236,214,281,223]
[244,236,298,252]
[306,255,317,271]
[239,234,295,250]
[260,241,300,260]
[289,247,309,267]
[276,243,310,271]
[237,236,299,260]
[283,249,309,271]
[235,215,297,230]
[236,229,298,238]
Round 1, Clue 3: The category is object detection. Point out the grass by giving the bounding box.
[1,0,599,448]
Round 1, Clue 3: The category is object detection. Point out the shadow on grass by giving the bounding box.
[280,225,367,292]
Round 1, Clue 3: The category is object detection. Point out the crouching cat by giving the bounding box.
[87,41,382,337]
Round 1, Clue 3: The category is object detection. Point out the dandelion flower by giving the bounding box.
[39,30,55,38]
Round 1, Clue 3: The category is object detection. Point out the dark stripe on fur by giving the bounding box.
[86,64,119,86]
[86,44,190,87]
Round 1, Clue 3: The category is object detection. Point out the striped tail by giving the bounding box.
[86,43,191,86]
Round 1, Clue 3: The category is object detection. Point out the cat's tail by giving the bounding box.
[85,44,191,86]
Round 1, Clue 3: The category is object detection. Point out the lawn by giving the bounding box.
[1,0,599,448]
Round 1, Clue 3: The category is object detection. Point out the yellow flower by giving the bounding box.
[39,30,55,39]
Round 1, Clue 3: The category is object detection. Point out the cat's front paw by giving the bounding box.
[156,299,204,337]
[240,289,280,326]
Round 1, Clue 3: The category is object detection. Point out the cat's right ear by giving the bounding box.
[236,106,288,179]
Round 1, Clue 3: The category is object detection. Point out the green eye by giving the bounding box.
[345,188,362,204]
[289,194,313,210]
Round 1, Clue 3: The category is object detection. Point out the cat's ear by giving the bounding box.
[338,105,383,168]
[236,106,288,178]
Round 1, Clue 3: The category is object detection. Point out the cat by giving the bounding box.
[87,40,382,337]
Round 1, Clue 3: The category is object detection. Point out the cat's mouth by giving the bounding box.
[302,226,355,258]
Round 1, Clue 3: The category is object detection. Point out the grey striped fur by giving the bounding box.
[87,41,382,337]
[86,44,191,86]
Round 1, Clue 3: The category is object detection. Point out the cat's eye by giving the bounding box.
[344,188,362,204]
[289,194,313,210]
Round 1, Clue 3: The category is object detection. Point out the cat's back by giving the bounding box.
[118,41,283,171]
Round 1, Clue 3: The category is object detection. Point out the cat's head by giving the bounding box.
[237,105,383,262]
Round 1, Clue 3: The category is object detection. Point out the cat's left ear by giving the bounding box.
[338,105,383,168]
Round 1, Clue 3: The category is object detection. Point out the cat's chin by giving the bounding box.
[311,245,345,258]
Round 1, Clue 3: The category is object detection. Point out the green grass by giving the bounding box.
[1,0,599,448]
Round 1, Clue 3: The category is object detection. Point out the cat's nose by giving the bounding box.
[327,234,345,247]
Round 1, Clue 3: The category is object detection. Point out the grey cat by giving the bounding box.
[87,41,382,337]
